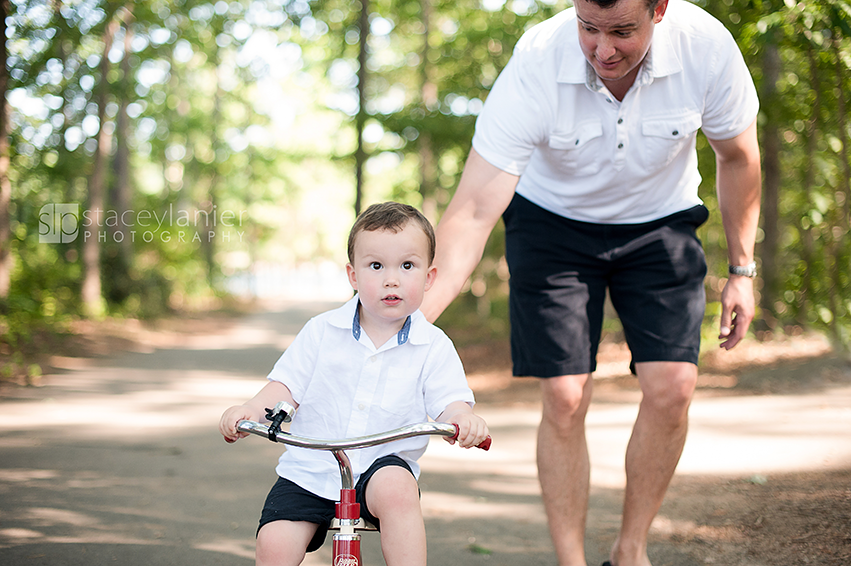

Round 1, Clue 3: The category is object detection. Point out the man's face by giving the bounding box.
[575,0,668,88]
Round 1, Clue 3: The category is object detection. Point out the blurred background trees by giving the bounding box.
[1,0,850,371]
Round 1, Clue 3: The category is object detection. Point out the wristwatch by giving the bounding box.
[728,261,757,278]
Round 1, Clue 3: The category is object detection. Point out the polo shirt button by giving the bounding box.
[606,98,612,103]
[575,139,580,145]
[617,143,624,149]
[358,404,366,411]
[672,130,679,135]
[617,118,623,124]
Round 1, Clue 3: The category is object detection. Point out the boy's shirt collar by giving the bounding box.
[331,295,427,347]
[352,303,411,345]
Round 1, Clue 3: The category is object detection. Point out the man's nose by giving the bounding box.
[596,36,617,60]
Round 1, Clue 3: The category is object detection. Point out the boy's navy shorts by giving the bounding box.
[503,194,709,378]
[257,455,413,552]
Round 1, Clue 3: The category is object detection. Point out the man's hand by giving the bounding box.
[718,275,755,350]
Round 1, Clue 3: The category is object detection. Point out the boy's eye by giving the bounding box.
[402,261,414,270]
[369,262,382,270]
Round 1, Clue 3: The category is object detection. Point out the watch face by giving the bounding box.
[729,263,757,277]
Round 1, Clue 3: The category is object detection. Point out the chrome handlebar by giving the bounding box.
[235,419,491,490]
[236,420,488,450]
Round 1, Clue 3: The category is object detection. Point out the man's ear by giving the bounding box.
[424,265,437,292]
[653,0,669,24]
[346,263,358,291]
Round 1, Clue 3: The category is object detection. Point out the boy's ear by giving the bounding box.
[424,265,437,292]
[346,263,358,290]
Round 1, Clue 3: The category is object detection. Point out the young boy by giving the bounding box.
[219,202,489,566]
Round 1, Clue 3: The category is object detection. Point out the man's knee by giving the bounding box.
[540,373,593,425]
[635,362,697,421]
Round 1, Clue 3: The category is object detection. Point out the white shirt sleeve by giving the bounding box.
[472,36,556,176]
[421,330,475,420]
[266,316,322,404]
[700,27,759,140]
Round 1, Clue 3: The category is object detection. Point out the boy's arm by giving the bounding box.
[437,400,489,449]
[219,381,298,442]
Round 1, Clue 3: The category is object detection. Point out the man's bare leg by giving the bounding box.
[537,373,594,566]
[609,361,698,566]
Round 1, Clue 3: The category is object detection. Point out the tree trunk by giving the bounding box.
[82,16,119,317]
[827,37,850,351]
[418,0,438,224]
[354,0,369,217]
[112,6,134,263]
[798,42,821,324]
[0,0,12,301]
[758,37,781,331]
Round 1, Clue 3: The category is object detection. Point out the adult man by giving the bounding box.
[420,0,761,565]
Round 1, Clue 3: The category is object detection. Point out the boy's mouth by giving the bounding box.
[382,295,402,305]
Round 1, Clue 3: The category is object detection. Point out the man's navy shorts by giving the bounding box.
[257,455,413,552]
[503,194,709,378]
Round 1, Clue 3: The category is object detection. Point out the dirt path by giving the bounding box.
[1,301,849,565]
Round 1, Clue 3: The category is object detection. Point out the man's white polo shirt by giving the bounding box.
[266,295,474,500]
[472,0,759,224]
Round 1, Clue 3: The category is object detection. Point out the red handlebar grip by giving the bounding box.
[450,424,492,451]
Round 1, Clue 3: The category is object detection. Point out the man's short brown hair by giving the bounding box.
[347,202,436,265]
[586,0,662,14]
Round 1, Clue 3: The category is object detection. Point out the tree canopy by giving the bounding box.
[2,0,850,373]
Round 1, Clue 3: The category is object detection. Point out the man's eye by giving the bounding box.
[370,262,382,270]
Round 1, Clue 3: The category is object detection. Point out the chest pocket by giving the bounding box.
[640,113,702,171]
[546,120,604,176]
[380,367,418,416]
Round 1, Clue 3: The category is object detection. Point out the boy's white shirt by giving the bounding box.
[266,295,475,500]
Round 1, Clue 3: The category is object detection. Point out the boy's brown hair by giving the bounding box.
[347,202,436,265]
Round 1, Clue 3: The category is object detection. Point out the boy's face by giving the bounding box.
[346,222,437,328]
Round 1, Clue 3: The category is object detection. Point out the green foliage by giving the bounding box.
[3,0,851,358]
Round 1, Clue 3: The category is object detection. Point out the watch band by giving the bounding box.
[728,261,757,278]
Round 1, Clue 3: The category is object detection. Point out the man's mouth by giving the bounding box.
[597,57,621,69]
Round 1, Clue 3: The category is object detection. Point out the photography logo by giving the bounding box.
[39,203,80,243]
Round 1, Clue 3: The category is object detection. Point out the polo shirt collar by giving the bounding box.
[557,14,683,86]
[645,18,682,79]
[332,295,427,347]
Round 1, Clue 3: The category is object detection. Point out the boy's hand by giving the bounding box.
[446,412,490,449]
[219,405,261,443]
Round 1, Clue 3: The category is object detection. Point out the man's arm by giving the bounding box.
[706,118,761,350]
[420,148,520,322]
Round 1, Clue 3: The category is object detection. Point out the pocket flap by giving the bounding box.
[549,121,603,149]
[641,113,702,140]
